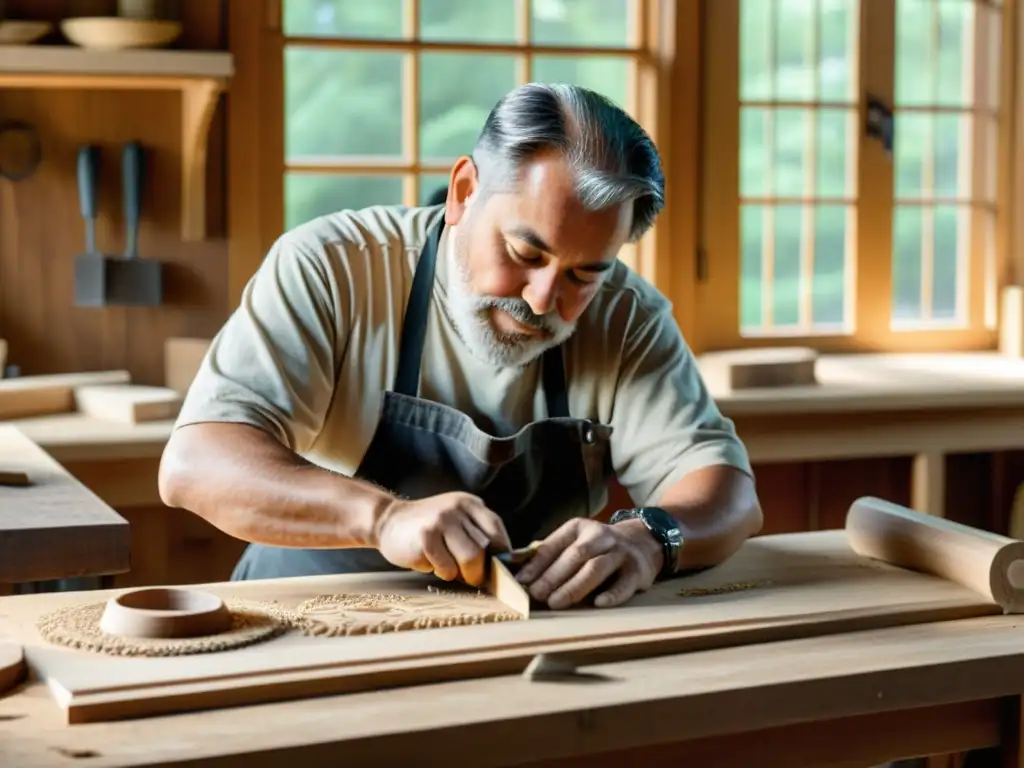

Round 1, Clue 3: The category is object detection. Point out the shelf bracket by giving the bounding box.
[180,78,225,242]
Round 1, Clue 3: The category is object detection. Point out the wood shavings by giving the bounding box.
[678,580,773,598]
[36,599,292,657]
[290,591,524,637]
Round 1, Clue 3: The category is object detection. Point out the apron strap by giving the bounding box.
[393,217,571,419]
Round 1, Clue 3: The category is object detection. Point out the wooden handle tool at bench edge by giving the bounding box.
[845,496,1024,614]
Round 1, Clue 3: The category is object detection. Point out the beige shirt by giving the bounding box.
[175,204,752,513]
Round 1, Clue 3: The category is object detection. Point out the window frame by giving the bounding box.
[226,0,697,338]
[696,0,1016,355]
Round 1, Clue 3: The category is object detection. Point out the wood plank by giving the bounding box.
[0,370,130,420]
[6,531,1001,724]
[0,45,233,80]
[74,384,182,424]
[0,425,129,583]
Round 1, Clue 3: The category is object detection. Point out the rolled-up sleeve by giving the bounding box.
[610,306,752,507]
[174,235,344,455]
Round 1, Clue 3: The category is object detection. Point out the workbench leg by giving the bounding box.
[911,451,946,517]
[999,694,1024,768]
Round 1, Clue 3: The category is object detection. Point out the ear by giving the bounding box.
[444,156,479,226]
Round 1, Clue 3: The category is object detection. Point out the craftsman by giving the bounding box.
[158,83,763,610]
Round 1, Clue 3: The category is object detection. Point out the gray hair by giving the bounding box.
[472,82,665,243]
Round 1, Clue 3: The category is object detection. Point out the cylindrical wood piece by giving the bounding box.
[99,588,232,639]
[845,496,1024,613]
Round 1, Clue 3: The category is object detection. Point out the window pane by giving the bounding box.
[285,174,403,230]
[740,0,773,100]
[740,108,768,197]
[817,109,852,198]
[420,0,517,42]
[896,0,935,106]
[285,48,402,160]
[531,0,630,48]
[931,205,965,319]
[740,205,765,329]
[774,108,809,198]
[420,54,517,161]
[934,113,968,199]
[772,204,802,327]
[420,173,451,206]
[283,0,404,39]
[894,113,929,199]
[936,0,974,108]
[819,0,856,101]
[892,205,924,320]
[532,55,629,112]
[812,205,849,326]
[774,0,816,101]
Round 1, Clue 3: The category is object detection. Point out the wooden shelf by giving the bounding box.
[0,46,234,242]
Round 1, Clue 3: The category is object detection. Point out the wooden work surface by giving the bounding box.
[0,426,129,583]
[0,530,1007,729]
[2,611,1024,766]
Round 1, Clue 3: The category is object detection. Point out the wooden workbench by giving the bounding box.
[2,608,1024,765]
[0,426,129,584]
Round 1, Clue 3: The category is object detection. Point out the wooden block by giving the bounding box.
[698,347,819,391]
[0,469,29,486]
[74,384,182,424]
[0,338,6,379]
[1000,285,1024,357]
[164,337,210,394]
[0,370,131,420]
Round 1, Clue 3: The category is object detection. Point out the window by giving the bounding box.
[699,0,1010,352]
[276,0,672,274]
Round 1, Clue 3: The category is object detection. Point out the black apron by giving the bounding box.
[231,220,614,580]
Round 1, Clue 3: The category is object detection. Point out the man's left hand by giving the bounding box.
[513,518,664,610]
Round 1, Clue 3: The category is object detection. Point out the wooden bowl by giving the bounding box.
[60,17,182,50]
[99,588,232,639]
[0,21,52,45]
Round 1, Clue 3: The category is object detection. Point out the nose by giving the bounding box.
[522,267,559,317]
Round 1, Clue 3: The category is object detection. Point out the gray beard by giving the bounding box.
[446,226,577,368]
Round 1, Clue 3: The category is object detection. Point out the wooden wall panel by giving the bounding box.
[0,0,229,384]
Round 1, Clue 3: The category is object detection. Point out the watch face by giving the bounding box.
[638,507,678,534]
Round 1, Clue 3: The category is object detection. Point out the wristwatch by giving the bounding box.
[609,506,683,580]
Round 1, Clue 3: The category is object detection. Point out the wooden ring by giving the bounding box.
[99,588,232,639]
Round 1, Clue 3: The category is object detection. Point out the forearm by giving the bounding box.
[158,422,394,549]
[657,464,763,570]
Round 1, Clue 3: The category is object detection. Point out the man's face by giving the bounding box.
[443,150,632,367]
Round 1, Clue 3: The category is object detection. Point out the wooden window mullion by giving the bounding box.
[401,0,420,207]
[854,0,895,344]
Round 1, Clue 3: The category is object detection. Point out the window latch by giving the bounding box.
[865,95,894,157]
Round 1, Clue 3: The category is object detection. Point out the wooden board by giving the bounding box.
[73,384,182,424]
[0,370,130,420]
[7,531,1000,724]
[699,347,819,390]
[0,425,130,582]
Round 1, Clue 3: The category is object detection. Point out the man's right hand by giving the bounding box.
[373,492,512,587]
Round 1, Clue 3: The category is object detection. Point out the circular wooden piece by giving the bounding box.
[99,588,232,639]
[0,641,25,696]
